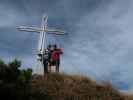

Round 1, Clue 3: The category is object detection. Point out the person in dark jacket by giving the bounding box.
[47,44,53,72]
[43,44,52,73]
[43,50,48,74]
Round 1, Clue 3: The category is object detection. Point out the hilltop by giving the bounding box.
[31,73,133,100]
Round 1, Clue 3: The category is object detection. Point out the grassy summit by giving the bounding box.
[31,73,132,100]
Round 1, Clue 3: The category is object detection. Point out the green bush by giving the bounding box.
[0,59,32,100]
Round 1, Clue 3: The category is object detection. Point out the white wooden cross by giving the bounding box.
[17,14,65,75]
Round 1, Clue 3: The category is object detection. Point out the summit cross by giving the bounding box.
[17,14,65,75]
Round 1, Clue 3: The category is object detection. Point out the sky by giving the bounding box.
[0,0,133,92]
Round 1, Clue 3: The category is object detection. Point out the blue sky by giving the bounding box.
[0,0,133,92]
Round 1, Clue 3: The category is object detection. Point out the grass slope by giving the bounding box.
[31,73,131,100]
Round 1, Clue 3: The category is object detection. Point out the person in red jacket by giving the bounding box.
[51,44,63,72]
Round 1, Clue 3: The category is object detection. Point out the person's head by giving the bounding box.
[53,44,57,50]
[47,44,51,50]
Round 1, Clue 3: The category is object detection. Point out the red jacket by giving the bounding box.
[51,49,63,61]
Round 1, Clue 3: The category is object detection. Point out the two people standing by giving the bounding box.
[43,44,63,73]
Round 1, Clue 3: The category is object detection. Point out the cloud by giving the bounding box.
[61,0,133,91]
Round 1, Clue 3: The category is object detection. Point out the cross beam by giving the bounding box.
[17,26,65,35]
[17,14,65,75]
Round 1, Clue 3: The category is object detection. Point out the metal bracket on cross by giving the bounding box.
[17,14,65,75]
